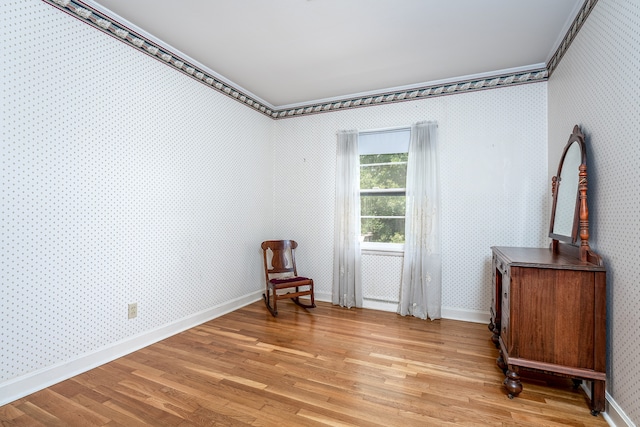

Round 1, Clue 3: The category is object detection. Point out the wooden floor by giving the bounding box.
[1,301,608,426]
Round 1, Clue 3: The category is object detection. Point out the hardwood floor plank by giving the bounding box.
[15,389,110,426]
[13,401,67,427]
[68,393,148,427]
[295,408,361,427]
[1,301,608,426]
[92,384,185,426]
[0,404,25,421]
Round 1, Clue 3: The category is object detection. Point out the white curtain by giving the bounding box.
[398,121,441,320]
[333,130,362,308]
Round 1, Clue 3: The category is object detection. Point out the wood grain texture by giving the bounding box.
[492,246,607,414]
[1,301,608,426]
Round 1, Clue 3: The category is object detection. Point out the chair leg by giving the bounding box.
[273,291,278,315]
[263,287,277,316]
[310,281,315,307]
[291,282,316,309]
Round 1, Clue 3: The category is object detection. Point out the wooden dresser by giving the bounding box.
[488,126,607,415]
[490,245,606,414]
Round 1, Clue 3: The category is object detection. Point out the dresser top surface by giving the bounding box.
[491,246,606,271]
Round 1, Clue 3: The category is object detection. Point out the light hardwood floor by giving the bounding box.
[1,301,608,426]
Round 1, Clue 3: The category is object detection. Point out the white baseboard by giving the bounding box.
[363,299,398,312]
[6,294,629,427]
[319,293,492,325]
[314,291,332,303]
[603,391,636,427]
[582,381,636,427]
[0,290,263,407]
[315,293,400,312]
[359,302,492,325]
[441,306,490,324]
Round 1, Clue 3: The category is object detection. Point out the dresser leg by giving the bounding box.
[590,380,605,415]
[504,368,522,399]
[496,350,507,374]
[490,322,501,349]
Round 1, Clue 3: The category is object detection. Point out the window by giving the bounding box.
[359,128,410,248]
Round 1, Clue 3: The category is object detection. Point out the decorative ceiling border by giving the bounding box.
[44,0,277,118]
[43,0,595,120]
[273,69,548,118]
[547,0,598,77]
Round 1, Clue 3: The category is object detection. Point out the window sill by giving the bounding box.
[361,243,404,257]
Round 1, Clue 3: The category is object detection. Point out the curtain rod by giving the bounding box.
[358,125,410,135]
[338,122,437,135]
[359,121,438,135]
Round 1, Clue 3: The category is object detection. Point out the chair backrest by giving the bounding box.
[261,240,299,279]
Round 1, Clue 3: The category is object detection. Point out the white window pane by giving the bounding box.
[358,129,410,155]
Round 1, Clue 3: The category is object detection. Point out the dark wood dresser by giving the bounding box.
[489,245,606,414]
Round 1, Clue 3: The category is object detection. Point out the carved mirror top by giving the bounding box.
[549,125,601,264]
[550,125,586,244]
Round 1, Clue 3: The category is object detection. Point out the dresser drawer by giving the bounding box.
[494,253,508,275]
[500,271,510,349]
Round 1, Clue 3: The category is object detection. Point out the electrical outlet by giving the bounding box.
[128,303,137,319]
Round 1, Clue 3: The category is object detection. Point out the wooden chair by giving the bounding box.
[261,240,315,316]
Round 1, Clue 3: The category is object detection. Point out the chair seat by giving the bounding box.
[261,240,316,316]
[269,276,310,285]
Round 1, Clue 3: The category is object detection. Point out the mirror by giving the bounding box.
[549,125,586,244]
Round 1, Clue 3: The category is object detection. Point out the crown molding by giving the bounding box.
[80,0,274,110]
[42,0,595,120]
[43,0,278,117]
[547,0,599,77]
[277,63,547,111]
[272,68,548,119]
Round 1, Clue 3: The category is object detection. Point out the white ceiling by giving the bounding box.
[86,0,583,109]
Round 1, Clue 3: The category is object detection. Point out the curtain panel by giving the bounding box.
[332,130,362,308]
[398,121,441,320]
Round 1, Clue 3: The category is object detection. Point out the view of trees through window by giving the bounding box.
[360,153,408,243]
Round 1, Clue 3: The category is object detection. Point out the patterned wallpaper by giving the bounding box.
[272,84,549,316]
[548,0,640,423]
[8,0,629,418]
[39,0,602,122]
[1,0,273,386]
[41,0,550,120]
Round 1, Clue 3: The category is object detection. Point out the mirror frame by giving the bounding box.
[549,125,586,244]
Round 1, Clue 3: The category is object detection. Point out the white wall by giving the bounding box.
[1,0,274,402]
[548,0,640,424]
[0,0,557,410]
[272,84,549,320]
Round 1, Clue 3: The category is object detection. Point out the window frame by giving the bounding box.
[358,127,410,252]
